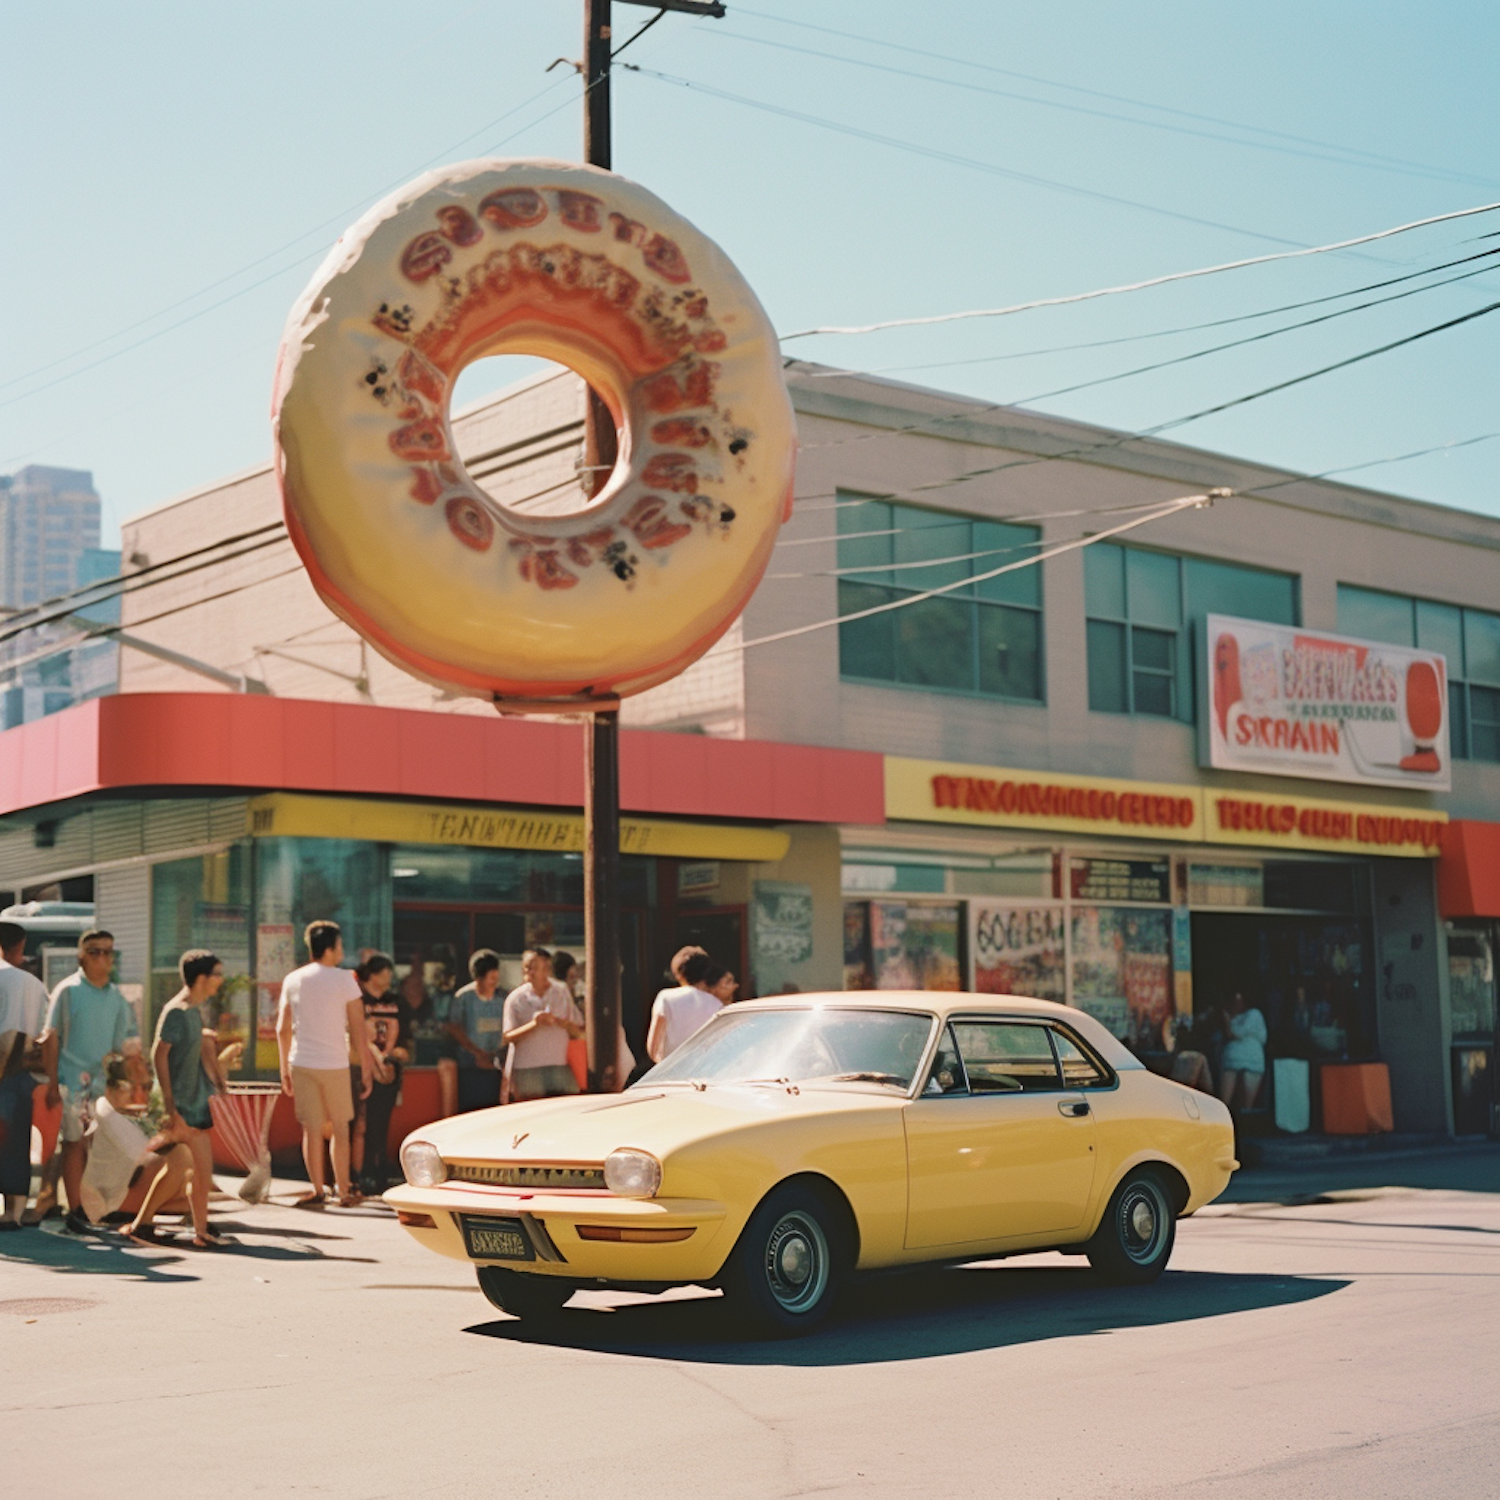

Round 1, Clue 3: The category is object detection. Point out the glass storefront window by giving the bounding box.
[150,845,253,1076]
[1447,923,1497,1040]
[253,838,392,1074]
[389,845,653,908]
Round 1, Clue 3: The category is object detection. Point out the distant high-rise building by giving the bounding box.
[0,468,113,727]
[0,465,102,609]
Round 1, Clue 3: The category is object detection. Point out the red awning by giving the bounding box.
[1438,820,1500,920]
[0,693,885,828]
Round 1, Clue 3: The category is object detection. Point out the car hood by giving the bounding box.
[415,1083,906,1163]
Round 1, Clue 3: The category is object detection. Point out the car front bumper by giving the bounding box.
[384,1181,733,1284]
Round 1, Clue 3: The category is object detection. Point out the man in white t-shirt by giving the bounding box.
[276,921,375,1206]
[0,921,49,1228]
[501,948,584,1103]
[646,948,723,1063]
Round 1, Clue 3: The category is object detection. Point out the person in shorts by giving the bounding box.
[448,950,508,1112]
[40,929,140,1235]
[276,921,374,1206]
[502,949,584,1102]
[0,921,48,1229]
[351,952,407,1193]
[153,949,230,1249]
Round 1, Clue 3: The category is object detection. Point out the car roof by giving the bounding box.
[732,991,1143,1072]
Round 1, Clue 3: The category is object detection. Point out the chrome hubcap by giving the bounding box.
[764,1211,829,1312]
[1130,1199,1156,1242]
[1120,1182,1166,1264]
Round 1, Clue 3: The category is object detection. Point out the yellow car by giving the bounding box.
[386,994,1237,1334]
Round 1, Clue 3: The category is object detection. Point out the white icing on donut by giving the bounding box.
[273,158,795,702]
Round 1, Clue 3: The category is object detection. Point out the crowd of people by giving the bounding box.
[0,915,747,1239]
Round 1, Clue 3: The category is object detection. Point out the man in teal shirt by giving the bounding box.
[41,929,139,1234]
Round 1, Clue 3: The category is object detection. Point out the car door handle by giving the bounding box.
[1058,1099,1090,1117]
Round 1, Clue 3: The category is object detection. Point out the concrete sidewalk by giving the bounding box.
[1218,1139,1500,1203]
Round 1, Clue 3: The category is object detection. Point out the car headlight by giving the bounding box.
[400,1140,447,1188]
[603,1148,662,1198]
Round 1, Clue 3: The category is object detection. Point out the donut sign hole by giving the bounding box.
[451,353,618,520]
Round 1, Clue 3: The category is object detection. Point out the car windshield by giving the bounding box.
[640,1006,935,1090]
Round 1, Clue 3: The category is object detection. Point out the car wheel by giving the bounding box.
[720,1182,848,1337]
[1087,1170,1176,1285]
[475,1267,574,1320]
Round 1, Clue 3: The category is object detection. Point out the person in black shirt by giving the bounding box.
[352,953,408,1193]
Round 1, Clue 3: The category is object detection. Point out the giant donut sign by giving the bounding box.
[273,159,795,702]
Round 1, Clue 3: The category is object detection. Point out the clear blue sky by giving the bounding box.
[3,1,1497,544]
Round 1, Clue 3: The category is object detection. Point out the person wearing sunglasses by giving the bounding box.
[39,929,140,1235]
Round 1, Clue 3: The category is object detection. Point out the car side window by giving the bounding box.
[951,1021,1063,1094]
[922,1025,969,1095]
[1049,1028,1110,1089]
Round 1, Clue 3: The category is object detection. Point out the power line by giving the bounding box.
[799,250,1500,454]
[778,200,1500,342]
[623,64,1320,250]
[787,296,1500,513]
[711,26,1500,192]
[732,4,1498,191]
[796,245,1500,383]
[739,492,1215,652]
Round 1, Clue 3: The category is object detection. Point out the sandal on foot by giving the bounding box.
[293,1190,327,1207]
[123,1224,165,1247]
[337,1192,364,1208]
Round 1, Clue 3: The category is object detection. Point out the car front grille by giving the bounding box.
[446,1162,605,1191]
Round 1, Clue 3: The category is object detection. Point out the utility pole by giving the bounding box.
[578,0,724,1093]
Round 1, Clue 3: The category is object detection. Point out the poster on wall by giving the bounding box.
[754,882,815,969]
[865,901,962,991]
[254,923,296,1072]
[1201,613,1451,791]
[1070,907,1171,1045]
[969,904,1066,1002]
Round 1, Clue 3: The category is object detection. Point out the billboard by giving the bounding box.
[1200,614,1451,791]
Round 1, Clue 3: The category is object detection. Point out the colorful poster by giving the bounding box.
[969,904,1066,1002]
[254,923,296,1071]
[1070,907,1171,1044]
[1069,858,1170,903]
[869,901,962,991]
[1202,614,1451,791]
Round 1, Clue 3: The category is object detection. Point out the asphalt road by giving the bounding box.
[2,1147,1497,1499]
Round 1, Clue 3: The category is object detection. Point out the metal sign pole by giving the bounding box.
[582,0,621,1092]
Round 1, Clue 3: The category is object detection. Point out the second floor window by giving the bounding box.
[1337,585,1500,763]
[837,497,1044,702]
[1085,543,1299,720]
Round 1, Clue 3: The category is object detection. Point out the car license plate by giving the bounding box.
[460,1214,534,1262]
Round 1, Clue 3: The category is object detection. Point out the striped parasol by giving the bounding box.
[209,1082,281,1203]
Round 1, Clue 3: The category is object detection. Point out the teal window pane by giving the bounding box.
[1416,600,1464,672]
[837,498,893,583]
[1087,619,1128,712]
[974,521,1042,606]
[1186,557,1295,626]
[895,596,974,691]
[978,603,1042,701]
[892,508,973,593]
[1127,549,1182,629]
[1471,685,1500,762]
[838,581,896,679]
[1131,626,1177,717]
[1085,542,1126,619]
[1337,585,1415,646]
[1450,682,1469,760]
[1463,609,1500,687]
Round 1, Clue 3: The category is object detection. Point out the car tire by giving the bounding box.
[475,1267,574,1320]
[719,1182,849,1337]
[1086,1169,1176,1285]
